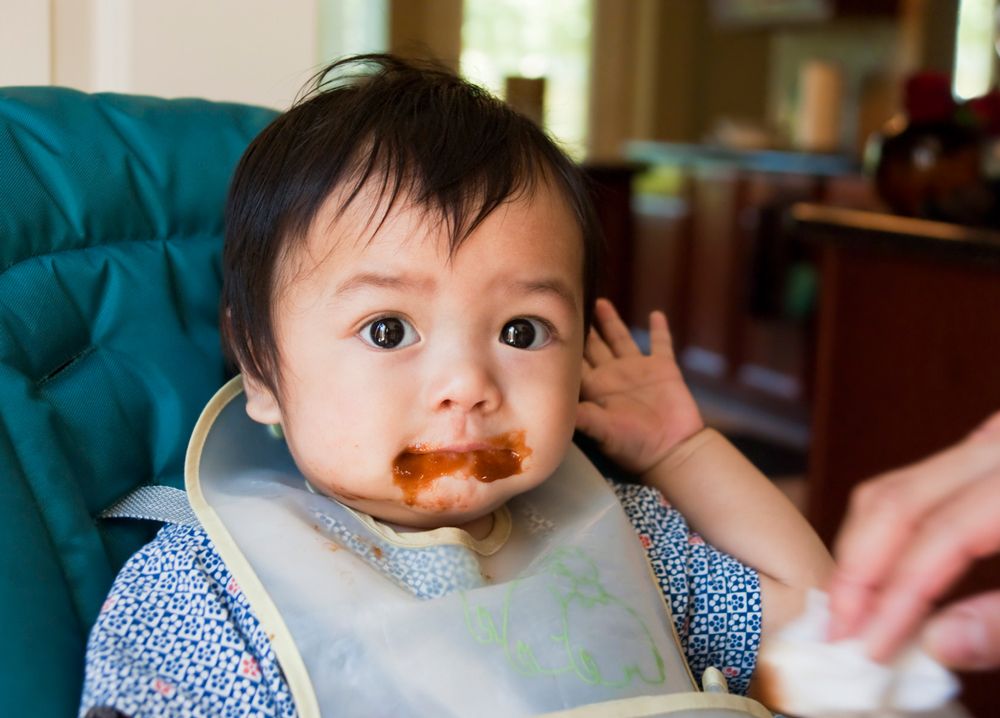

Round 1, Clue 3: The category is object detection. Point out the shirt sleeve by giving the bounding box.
[612,480,762,697]
[79,523,296,718]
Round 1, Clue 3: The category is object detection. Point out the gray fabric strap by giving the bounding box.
[98,485,199,527]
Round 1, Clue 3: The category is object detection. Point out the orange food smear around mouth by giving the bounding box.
[392,431,531,506]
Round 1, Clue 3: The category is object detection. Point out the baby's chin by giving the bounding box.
[338,496,492,532]
[332,472,526,530]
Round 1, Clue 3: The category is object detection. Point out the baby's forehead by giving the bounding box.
[274,178,586,304]
[302,176,582,263]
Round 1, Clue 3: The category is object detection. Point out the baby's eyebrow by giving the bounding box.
[510,279,578,313]
[334,271,434,297]
[333,272,578,313]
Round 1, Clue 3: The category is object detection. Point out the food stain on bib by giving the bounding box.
[393,431,531,506]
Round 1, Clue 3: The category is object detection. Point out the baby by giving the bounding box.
[81,54,831,717]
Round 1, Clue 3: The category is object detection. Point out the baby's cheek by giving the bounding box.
[304,465,384,502]
[534,404,579,464]
[292,448,383,502]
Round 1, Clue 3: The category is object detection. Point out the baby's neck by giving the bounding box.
[389,511,495,540]
[455,512,495,540]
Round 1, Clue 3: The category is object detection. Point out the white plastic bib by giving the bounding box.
[186,376,772,718]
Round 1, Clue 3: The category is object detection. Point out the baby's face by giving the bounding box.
[243,181,585,529]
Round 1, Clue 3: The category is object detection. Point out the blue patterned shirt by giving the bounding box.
[81,480,762,717]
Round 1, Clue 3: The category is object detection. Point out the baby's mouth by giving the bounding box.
[392,431,532,505]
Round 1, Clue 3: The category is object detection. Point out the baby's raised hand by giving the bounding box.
[577,298,703,476]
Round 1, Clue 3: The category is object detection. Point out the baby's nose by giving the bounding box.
[427,354,502,415]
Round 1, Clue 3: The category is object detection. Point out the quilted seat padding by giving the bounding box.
[0,87,276,716]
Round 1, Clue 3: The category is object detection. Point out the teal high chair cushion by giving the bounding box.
[0,87,276,716]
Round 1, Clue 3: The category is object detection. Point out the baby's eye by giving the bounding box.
[499,318,551,350]
[360,316,419,350]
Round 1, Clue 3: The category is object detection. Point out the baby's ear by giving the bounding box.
[242,372,283,426]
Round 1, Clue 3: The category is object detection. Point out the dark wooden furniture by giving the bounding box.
[625,142,868,424]
[583,162,643,324]
[796,203,1000,718]
[798,203,1000,540]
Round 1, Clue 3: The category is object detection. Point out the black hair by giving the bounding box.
[222,53,601,393]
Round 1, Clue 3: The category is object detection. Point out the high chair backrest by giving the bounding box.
[0,86,276,716]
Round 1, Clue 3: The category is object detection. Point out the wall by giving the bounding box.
[588,0,650,159]
[691,8,772,144]
[0,0,51,86]
[768,19,900,151]
[588,0,767,156]
[1,1,964,156]
[640,0,958,148]
[389,0,463,70]
[119,0,319,108]
[920,0,960,73]
[0,0,387,110]
[645,2,772,145]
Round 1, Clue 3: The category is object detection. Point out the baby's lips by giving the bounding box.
[403,430,532,458]
[406,441,496,454]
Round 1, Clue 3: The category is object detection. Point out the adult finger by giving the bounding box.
[593,298,640,358]
[923,590,1000,670]
[829,465,956,640]
[829,435,1000,639]
[863,472,1000,661]
[970,410,1000,442]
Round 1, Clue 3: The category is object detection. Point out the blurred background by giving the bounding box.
[2,0,1000,712]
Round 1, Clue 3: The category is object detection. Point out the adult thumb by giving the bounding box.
[923,591,1000,670]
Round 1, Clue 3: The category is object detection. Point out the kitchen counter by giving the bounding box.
[794,202,1000,257]
[625,140,859,177]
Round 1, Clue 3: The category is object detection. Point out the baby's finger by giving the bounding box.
[924,590,1000,670]
[584,326,614,366]
[580,358,598,390]
[648,310,675,359]
[594,298,640,358]
[863,472,1000,661]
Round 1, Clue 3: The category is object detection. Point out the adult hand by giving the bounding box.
[576,298,703,476]
[827,411,1000,670]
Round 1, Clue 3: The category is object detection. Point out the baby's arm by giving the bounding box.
[577,299,832,633]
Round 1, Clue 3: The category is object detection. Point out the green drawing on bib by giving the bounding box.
[462,546,666,688]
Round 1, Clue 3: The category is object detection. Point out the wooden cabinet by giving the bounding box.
[797,204,1000,718]
[583,163,641,323]
[832,0,900,16]
[798,204,1000,541]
